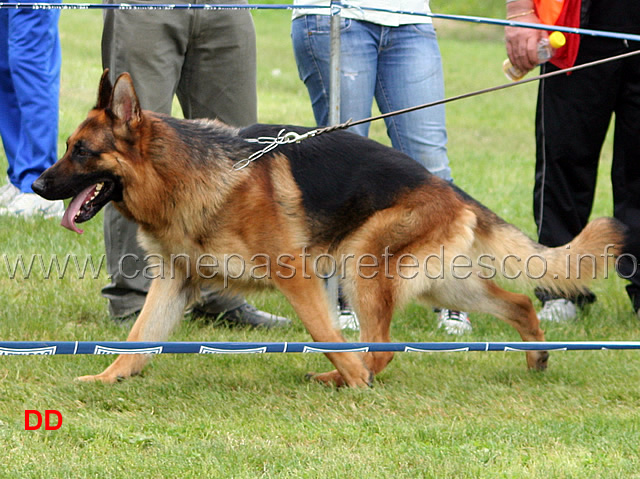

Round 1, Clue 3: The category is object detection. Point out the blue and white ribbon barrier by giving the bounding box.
[1,341,639,356]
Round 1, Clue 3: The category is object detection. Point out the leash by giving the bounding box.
[234,126,344,170]
[234,47,640,170]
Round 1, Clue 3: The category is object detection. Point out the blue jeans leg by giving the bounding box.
[292,15,377,136]
[374,23,450,181]
[291,16,450,180]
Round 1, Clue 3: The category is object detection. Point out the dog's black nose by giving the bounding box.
[31,177,47,197]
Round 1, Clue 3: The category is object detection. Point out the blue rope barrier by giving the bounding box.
[1,2,640,44]
[0,3,319,10]
[353,5,640,43]
[1,341,639,356]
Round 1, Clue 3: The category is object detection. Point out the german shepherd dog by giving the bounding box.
[33,71,625,386]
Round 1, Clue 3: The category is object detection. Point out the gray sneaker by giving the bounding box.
[538,298,577,322]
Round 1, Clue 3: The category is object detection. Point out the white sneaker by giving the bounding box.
[0,192,65,219]
[336,293,360,331]
[437,309,472,335]
[0,180,19,206]
[337,308,360,331]
[538,299,577,322]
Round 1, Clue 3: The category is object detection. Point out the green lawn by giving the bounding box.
[0,2,639,478]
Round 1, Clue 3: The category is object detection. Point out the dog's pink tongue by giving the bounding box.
[61,185,96,234]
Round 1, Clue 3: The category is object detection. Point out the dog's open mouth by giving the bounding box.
[62,181,114,234]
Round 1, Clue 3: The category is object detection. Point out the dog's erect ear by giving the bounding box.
[109,73,142,127]
[96,69,113,110]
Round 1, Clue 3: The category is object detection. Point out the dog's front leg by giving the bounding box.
[76,275,192,384]
[273,272,372,388]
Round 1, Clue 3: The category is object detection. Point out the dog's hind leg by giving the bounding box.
[76,275,193,384]
[273,273,372,388]
[346,278,396,377]
[484,282,548,370]
[433,279,548,370]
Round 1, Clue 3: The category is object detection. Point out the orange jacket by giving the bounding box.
[534,0,582,68]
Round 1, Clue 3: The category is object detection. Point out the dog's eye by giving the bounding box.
[73,143,93,159]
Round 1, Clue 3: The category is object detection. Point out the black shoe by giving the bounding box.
[202,303,291,329]
[534,287,597,308]
[111,310,140,325]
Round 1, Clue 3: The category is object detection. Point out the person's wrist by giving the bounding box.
[507,9,535,20]
[506,0,535,19]
[506,0,533,8]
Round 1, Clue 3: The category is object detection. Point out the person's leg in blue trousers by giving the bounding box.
[292,15,375,132]
[0,1,61,192]
[291,16,450,180]
[374,23,450,181]
[0,9,21,178]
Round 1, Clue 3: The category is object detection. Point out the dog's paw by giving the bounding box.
[75,373,122,384]
[527,350,549,371]
[306,369,373,388]
[306,370,345,387]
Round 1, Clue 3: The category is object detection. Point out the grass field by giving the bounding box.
[1,2,640,478]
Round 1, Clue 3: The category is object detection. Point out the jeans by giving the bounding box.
[292,15,451,181]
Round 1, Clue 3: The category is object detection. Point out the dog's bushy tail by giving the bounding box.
[473,215,627,296]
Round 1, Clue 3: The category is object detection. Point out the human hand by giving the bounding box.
[505,8,545,74]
